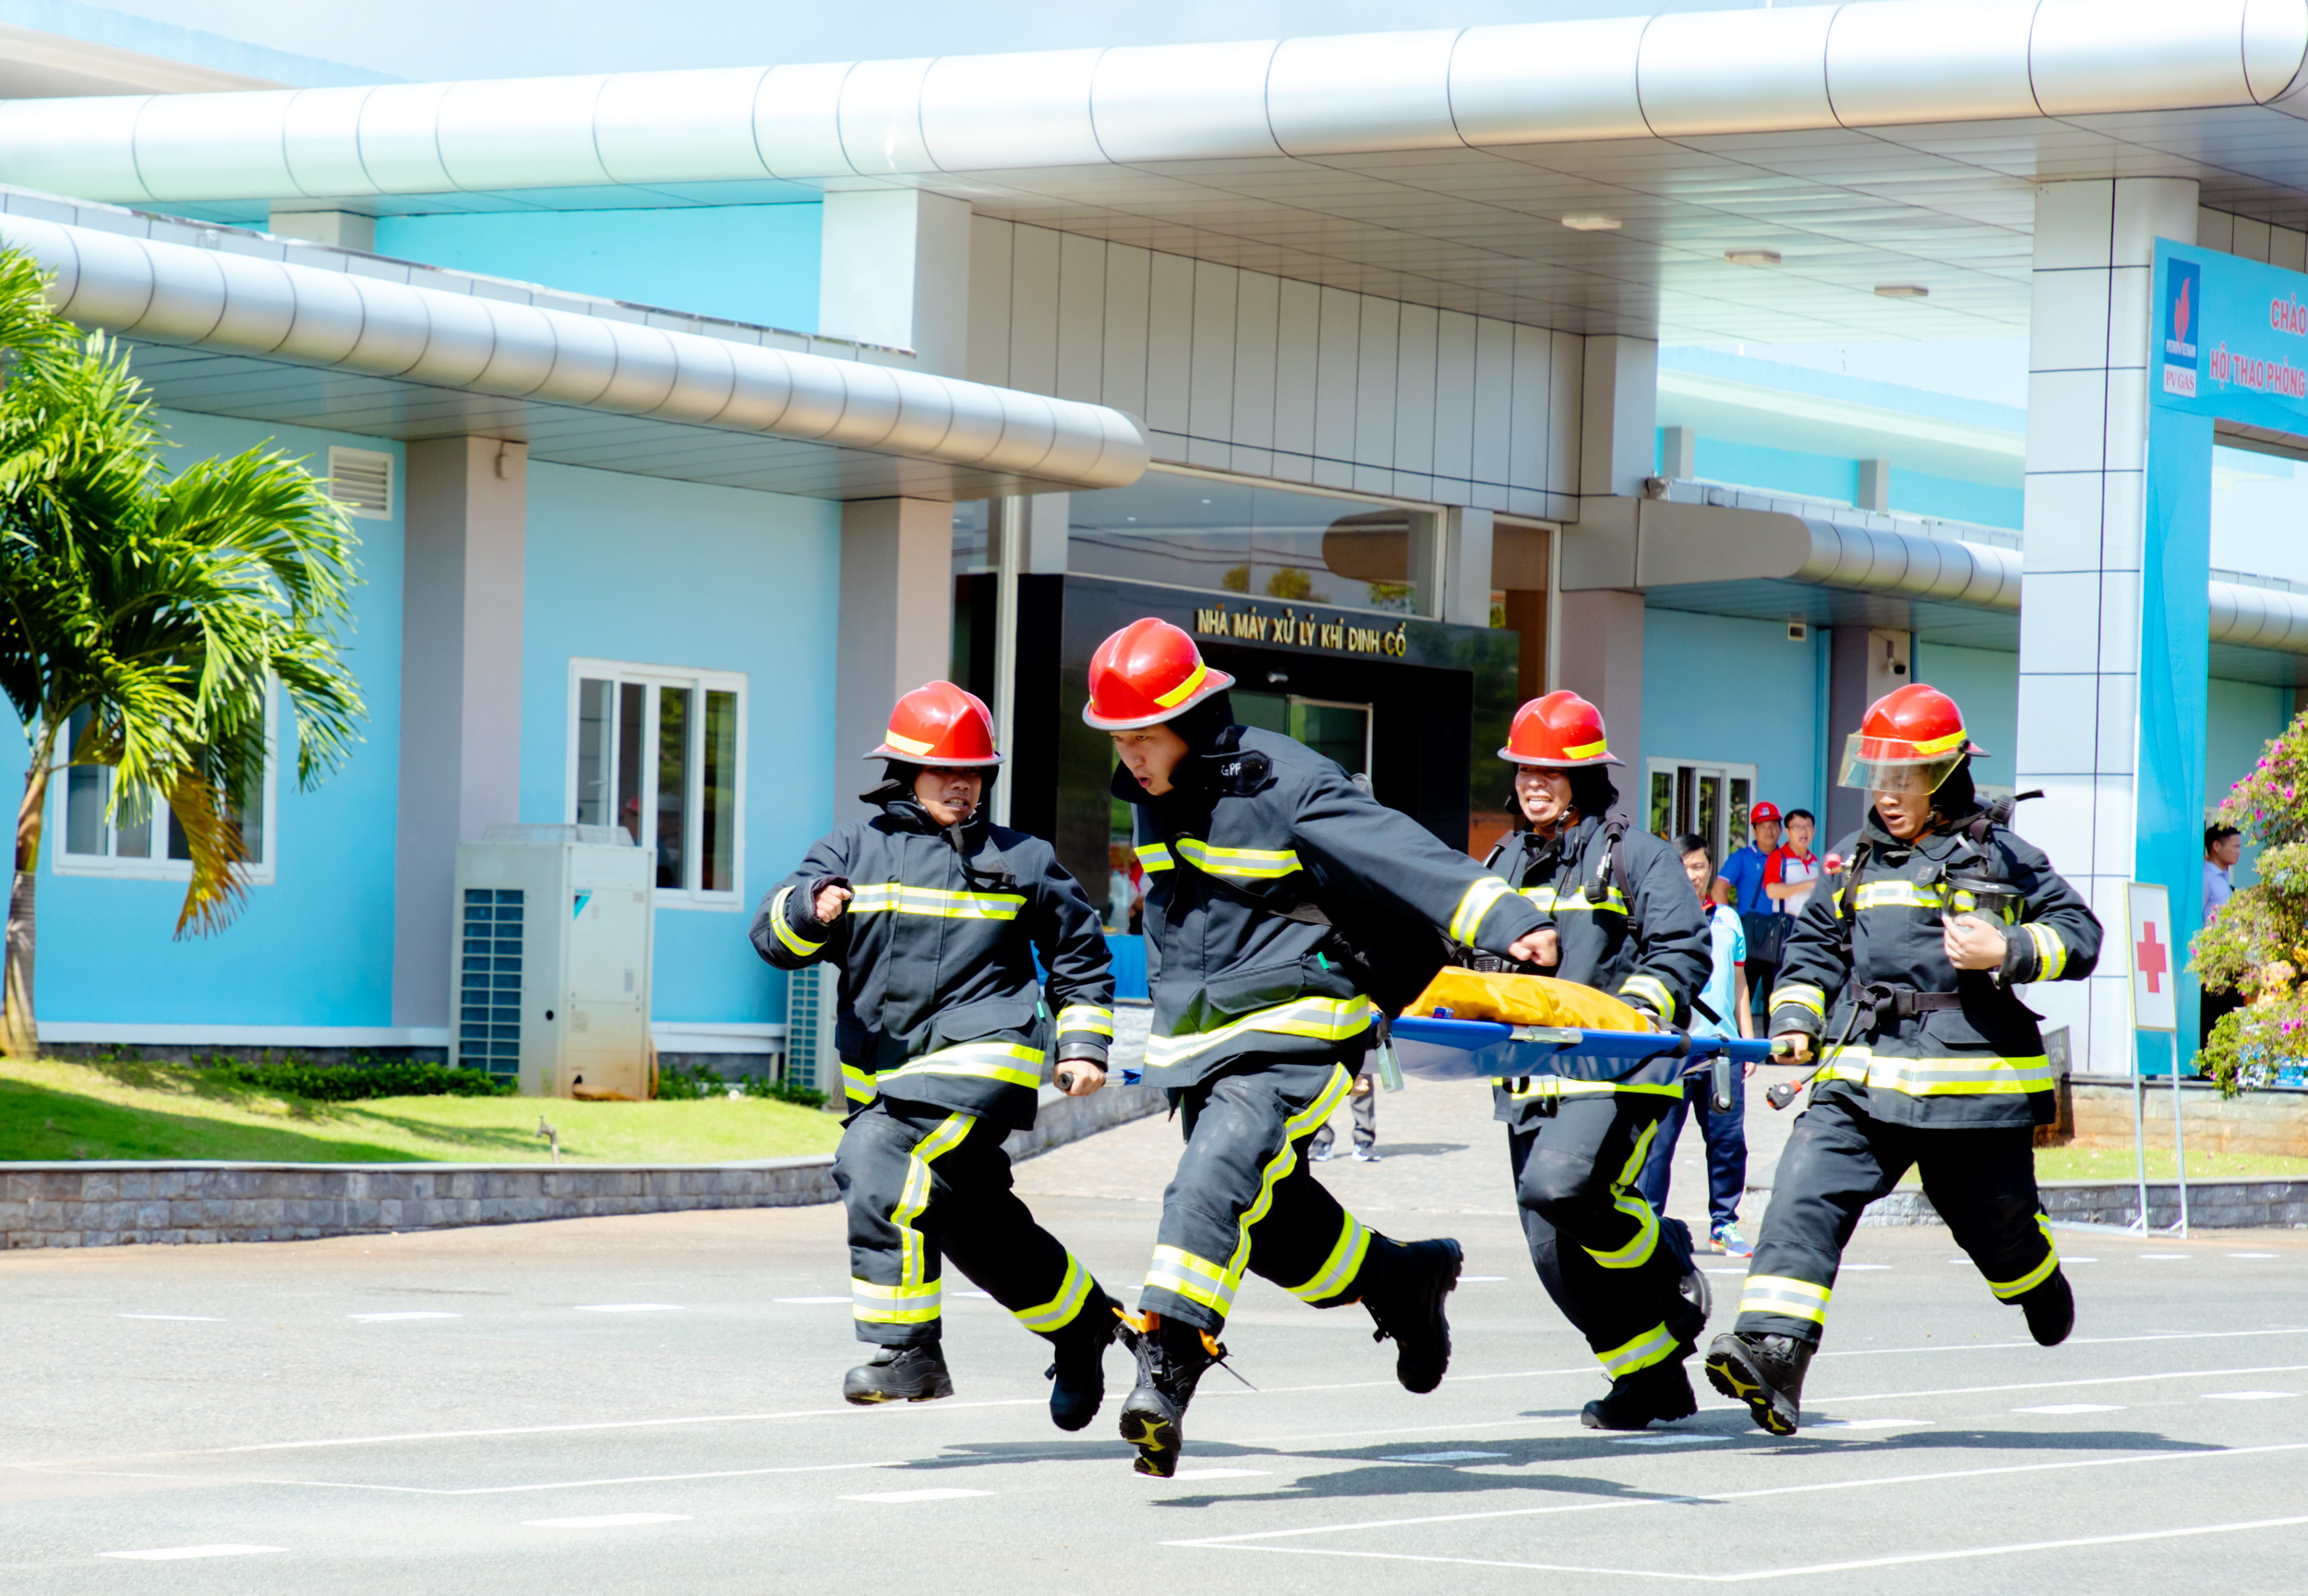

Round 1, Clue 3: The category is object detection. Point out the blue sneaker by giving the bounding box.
[1712,1222,1754,1258]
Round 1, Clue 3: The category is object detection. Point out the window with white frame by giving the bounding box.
[568,659,744,906]
[54,691,278,882]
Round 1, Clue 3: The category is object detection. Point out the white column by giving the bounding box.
[836,498,954,822]
[1580,335,1659,505]
[817,190,973,377]
[394,437,526,1029]
[1438,506,1496,628]
[2015,177,2199,1073]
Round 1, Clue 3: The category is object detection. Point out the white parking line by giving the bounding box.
[525,1513,690,1529]
[1610,1434,1728,1446]
[1461,1276,1508,1282]
[775,1297,852,1305]
[117,1314,223,1322]
[2139,1254,2192,1260]
[2014,1403,2123,1414]
[842,1488,991,1503]
[350,1312,460,1323]
[1801,1418,1930,1431]
[180,1459,909,1496]
[2202,1390,2296,1400]
[2230,1253,2280,1258]
[1168,1469,1270,1479]
[1388,1452,1506,1462]
[99,1544,282,1561]
[1824,1362,2308,1405]
[573,1303,683,1313]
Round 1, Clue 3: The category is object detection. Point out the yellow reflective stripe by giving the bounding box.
[847,884,1026,920]
[880,727,935,757]
[1854,880,1945,911]
[1739,1274,1831,1325]
[1056,1004,1114,1038]
[1014,1253,1096,1333]
[1136,843,1174,872]
[879,1111,974,1320]
[1618,973,1673,1015]
[1172,837,1303,879]
[768,886,826,957]
[1773,982,1827,1018]
[1519,885,1627,916]
[1596,1321,1678,1379]
[852,1278,942,1324]
[1911,726,1969,757]
[1153,659,1209,709]
[2028,923,2067,981]
[1287,1212,1372,1303]
[1145,994,1378,1069]
[1821,1048,2053,1095]
[1988,1218,2061,1301]
[1449,877,1514,943]
[880,1042,1046,1092]
[1562,735,1609,760]
[1145,1243,1236,1314]
[1585,1119,1662,1271]
[842,1062,877,1104]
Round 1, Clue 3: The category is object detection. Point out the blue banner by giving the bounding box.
[2155,241,2308,426]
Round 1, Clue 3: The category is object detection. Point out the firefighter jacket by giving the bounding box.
[1482,813,1713,1114]
[751,796,1114,1131]
[1122,726,1545,1093]
[1766,806,2101,1128]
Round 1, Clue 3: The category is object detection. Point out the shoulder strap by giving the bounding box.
[1584,813,1632,905]
[1834,836,1873,960]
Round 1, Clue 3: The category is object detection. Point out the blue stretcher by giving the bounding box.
[1388,1014,1778,1085]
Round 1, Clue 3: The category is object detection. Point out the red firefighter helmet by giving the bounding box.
[1838,682,1984,794]
[1082,618,1235,731]
[1497,690,1622,767]
[865,680,1002,766]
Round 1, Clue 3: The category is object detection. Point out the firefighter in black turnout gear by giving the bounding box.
[751,682,1122,1430]
[1086,619,1553,1477]
[1480,690,1715,1431]
[1706,683,2102,1436]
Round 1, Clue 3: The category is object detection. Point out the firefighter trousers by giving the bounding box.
[1733,1086,2058,1345]
[1139,1056,1399,1335]
[1508,1090,1701,1383]
[834,1097,1110,1349]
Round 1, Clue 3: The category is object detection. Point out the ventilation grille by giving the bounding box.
[457,887,524,1081]
[785,962,831,1095]
[327,447,394,521]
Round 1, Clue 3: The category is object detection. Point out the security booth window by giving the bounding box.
[54,696,276,882]
[570,660,744,907]
[1067,470,1439,616]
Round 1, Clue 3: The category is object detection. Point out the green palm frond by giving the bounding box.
[0,244,367,940]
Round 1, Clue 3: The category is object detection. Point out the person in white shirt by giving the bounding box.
[2202,823,2243,1047]
[1763,809,1821,917]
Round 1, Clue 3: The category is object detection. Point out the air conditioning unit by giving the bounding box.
[783,961,842,1104]
[451,823,653,1099]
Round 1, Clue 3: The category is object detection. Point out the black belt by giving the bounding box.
[1851,982,1964,1030]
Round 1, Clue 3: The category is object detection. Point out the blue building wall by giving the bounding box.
[1909,644,2018,795]
[375,206,823,332]
[18,410,404,1027]
[519,462,841,1025]
[1641,608,1829,823]
[1683,436,2024,531]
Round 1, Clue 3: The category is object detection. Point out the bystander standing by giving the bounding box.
[1720,801,1785,1029]
[1763,809,1821,917]
[2202,823,2244,1047]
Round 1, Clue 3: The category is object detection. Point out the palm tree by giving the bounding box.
[0,246,365,1056]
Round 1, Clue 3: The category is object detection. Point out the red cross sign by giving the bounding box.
[2126,882,2176,1033]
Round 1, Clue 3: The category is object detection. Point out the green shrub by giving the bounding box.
[654,1057,825,1108]
[2192,717,2308,1093]
[194,1052,512,1101]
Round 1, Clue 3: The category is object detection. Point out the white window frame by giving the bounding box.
[52,683,281,885]
[1643,756,1761,869]
[565,656,747,911]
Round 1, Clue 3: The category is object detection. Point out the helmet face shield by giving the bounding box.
[1838,732,1961,795]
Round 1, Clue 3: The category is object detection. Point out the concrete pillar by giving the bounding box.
[817,190,973,377]
[269,207,376,253]
[837,498,954,823]
[2016,176,2200,1073]
[1439,507,1496,628]
[1857,458,1891,513]
[1824,627,1912,845]
[393,438,527,1029]
[1659,426,1697,481]
[1580,335,1660,506]
[1556,589,1647,803]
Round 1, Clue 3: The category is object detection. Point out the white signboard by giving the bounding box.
[2125,882,2177,1034]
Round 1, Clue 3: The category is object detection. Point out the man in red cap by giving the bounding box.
[1085,618,1553,1476]
[1720,799,1786,1034]
[751,681,1122,1428]
[1705,683,2101,1436]
[1479,690,1716,1430]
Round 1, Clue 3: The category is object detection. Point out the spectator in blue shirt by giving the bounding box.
[1718,801,1782,1028]
[1638,834,1754,1256]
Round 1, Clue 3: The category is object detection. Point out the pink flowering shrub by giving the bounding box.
[2192,727,2308,1092]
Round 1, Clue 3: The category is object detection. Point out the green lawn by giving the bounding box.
[2035,1144,2308,1182]
[0,1057,842,1165]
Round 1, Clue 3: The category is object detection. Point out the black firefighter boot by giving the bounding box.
[1043,1299,1120,1433]
[1358,1237,1464,1393]
[842,1342,955,1406]
[1116,1315,1220,1478]
[1704,1331,1813,1436]
[2015,1268,2075,1347]
[1581,1218,1707,1430]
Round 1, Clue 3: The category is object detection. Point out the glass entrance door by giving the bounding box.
[1644,758,1757,865]
[1232,692,1373,776]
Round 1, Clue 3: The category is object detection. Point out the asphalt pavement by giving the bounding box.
[4,1076,2304,1594]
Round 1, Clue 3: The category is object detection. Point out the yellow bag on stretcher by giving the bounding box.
[1401,967,1656,1033]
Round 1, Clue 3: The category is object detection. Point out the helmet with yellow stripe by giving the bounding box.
[1498,690,1622,768]
[1839,683,1985,795]
[1083,618,1236,731]
[866,680,1002,767]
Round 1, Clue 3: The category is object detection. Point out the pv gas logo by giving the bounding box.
[2163,258,2200,397]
